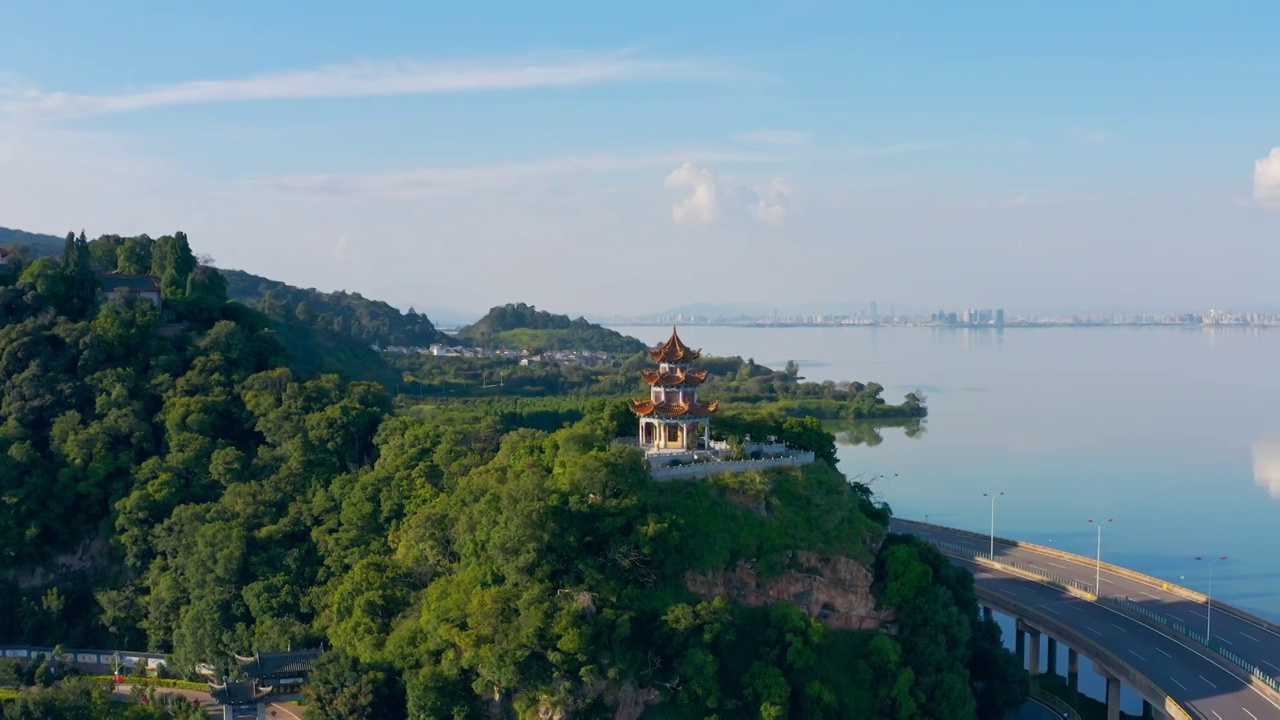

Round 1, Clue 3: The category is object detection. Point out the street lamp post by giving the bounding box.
[1195,555,1227,641]
[1087,519,1114,596]
[982,492,1003,557]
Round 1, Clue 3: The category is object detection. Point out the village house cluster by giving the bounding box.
[371,343,613,367]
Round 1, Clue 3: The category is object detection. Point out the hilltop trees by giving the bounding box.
[456,302,646,354]
[0,229,1015,719]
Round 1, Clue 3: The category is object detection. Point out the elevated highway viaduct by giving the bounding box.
[891,519,1280,719]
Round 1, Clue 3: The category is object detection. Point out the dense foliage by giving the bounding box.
[221,268,448,349]
[456,302,647,354]
[0,230,1020,719]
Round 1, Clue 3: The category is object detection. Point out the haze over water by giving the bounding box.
[613,324,1280,621]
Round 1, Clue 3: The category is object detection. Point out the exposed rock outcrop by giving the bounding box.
[684,550,893,631]
[608,681,661,720]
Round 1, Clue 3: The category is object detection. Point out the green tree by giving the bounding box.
[116,236,153,275]
[303,650,406,720]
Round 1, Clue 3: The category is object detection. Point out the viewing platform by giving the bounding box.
[623,327,816,480]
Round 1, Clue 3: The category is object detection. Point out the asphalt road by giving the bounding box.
[961,558,1280,719]
[895,521,1280,686]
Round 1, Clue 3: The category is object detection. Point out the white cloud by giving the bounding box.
[735,129,812,146]
[1253,147,1280,208]
[663,164,798,225]
[0,52,728,119]
[746,178,795,224]
[665,163,720,224]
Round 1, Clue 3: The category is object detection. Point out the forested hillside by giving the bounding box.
[0,226,64,259]
[457,302,646,354]
[0,231,1024,719]
[220,268,448,349]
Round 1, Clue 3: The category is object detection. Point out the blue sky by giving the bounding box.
[2,1,1279,316]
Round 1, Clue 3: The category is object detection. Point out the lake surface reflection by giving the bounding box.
[611,325,1280,620]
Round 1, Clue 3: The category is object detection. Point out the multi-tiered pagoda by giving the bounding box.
[630,328,718,452]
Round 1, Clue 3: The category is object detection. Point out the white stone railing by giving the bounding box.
[649,451,816,481]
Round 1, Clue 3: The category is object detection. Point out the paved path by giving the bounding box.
[896,520,1280,687]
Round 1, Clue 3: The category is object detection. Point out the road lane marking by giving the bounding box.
[1216,636,1232,646]
[1141,591,1160,599]
[1199,674,1217,689]
[1243,709,1258,720]
[1084,624,1102,636]
[1044,605,1061,615]
[1109,623,1128,634]
[1155,647,1172,658]
[1264,660,1280,673]
[1067,605,1084,613]
[1090,601,1280,712]
[1046,561,1068,569]
[1130,650,1146,661]
[1240,631,1260,642]
[1210,711,1223,719]
[1170,677,1187,690]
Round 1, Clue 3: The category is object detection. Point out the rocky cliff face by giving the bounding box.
[684,550,893,631]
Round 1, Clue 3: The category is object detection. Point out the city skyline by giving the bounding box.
[2,2,1280,316]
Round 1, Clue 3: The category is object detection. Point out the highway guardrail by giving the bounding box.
[894,519,1280,638]
[1105,596,1280,707]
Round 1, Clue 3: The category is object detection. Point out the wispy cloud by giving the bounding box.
[734,129,812,146]
[246,148,793,199]
[0,51,732,119]
[1254,147,1280,208]
[245,142,932,200]
[984,190,1059,209]
[1073,129,1112,145]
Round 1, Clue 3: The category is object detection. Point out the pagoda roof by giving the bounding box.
[209,680,272,705]
[641,368,708,387]
[648,327,701,363]
[629,398,718,419]
[234,649,322,680]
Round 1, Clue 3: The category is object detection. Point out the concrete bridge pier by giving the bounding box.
[1067,648,1079,692]
[1046,637,1058,675]
[1015,626,1026,667]
[1093,660,1121,720]
[1105,677,1121,720]
[1016,620,1041,676]
[982,605,993,623]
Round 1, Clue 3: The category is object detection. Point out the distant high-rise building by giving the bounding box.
[995,309,1005,326]
[870,301,878,319]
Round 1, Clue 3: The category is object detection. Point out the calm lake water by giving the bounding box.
[612,325,1280,622]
